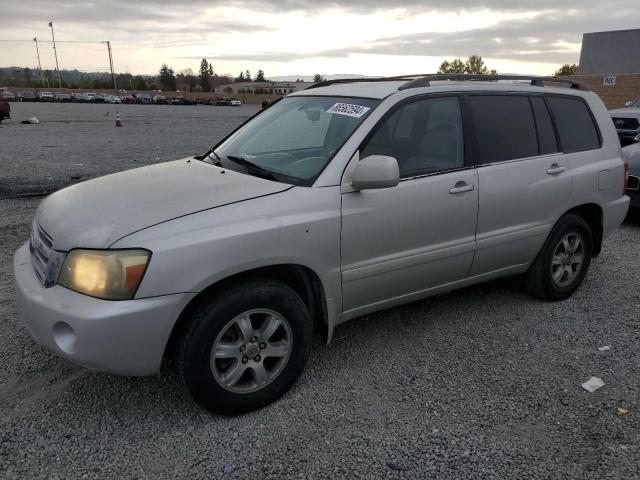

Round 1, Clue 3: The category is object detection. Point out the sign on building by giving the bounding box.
[603,76,617,86]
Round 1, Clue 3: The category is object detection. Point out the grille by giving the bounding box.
[29,220,54,286]
[628,175,640,191]
[612,117,640,131]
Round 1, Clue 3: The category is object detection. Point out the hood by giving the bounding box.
[609,107,640,116]
[37,158,291,250]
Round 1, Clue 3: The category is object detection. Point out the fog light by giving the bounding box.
[52,321,78,354]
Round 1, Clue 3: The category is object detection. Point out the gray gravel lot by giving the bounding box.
[0,102,259,198]
[1,104,640,479]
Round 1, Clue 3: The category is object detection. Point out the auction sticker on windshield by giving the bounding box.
[326,103,371,118]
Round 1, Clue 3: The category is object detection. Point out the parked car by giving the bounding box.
[54,93,72,103]
[70,92,90,103]
[13,75,630,415]
[37,91,55,102]
[135,93,152,104]
[19,91,36,102]
[153,95,167,104]
[0,97,10,122]
[1,90,16,101]
[610,97,640,146]
[121,94,136,104]
[212,98,231,106]
[622,134,640,210]
[229,99,241,106]
[104,95,122,104]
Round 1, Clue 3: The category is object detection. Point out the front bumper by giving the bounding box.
[628,172,640,209]
[13,242,196,375]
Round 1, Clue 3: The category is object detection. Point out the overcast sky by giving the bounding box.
[1,1,638,78]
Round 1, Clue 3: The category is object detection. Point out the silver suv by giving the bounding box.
[14,75,630,415]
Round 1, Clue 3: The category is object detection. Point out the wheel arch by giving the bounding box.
[164,264,329,361]
[563,203,603,256]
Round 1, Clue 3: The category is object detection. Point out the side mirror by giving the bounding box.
[352,155,399,190]
[634,133,640,143]
[625,101,632,107]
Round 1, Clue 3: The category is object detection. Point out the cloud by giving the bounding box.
[190,8,639,65]
[1,0,638,73]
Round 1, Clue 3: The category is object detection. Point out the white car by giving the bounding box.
[14,74,630,415]
[230,99,241,106]
[104,95,122,104]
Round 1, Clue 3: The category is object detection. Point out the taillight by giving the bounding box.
[623,162,629,193]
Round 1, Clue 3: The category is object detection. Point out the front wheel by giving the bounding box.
[524,214,593,301]
[176,279,312,415]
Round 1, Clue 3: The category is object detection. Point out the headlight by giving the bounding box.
[58,249,151,300]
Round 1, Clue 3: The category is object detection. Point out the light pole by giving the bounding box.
[33,37,44,86]
[49,21,62,88]
[106,41,117,90]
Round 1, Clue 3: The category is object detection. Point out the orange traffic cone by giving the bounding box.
[115,111,123,127]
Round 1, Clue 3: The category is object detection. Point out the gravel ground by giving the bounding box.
[1,104,639,479]
[0,102,259,198]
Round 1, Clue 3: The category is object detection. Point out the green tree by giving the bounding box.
[200,59,210,90]
[23,67,32,86]
[134,75,148,90]
[245,70,251,82]
[553,64,578,76]
[236,71,245,83]
[255,69,265,82]
[313,73,324,83]
[438,55,497,75]
[159,64,176,91]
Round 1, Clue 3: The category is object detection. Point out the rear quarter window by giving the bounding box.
[546,96,601,153]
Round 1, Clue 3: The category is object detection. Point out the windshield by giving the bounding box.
[213,96,379,186]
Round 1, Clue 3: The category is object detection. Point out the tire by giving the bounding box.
[176,279,312,415]
[524,213,593,301]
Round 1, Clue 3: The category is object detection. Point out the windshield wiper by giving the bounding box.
[225,155,278,180]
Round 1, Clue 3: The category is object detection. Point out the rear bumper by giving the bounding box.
[602,195,630,236]
[13,242,196,376]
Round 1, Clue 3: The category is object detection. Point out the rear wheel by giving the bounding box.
[524,214,593,301]
[176,279,312,415]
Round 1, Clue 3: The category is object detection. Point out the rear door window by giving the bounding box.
[469,95,538,164]
[546,96,601,152]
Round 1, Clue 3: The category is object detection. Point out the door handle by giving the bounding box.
[546,164,566,175]
[449,182,475,194]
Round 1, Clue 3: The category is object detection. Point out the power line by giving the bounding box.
[0,39,107,44]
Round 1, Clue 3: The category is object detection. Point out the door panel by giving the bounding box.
[341,169,479,313]
[471,156,571,275]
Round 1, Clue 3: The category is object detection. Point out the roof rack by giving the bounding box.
[304,74,588,92]
[304,75,417,90]
[397,74,588,91]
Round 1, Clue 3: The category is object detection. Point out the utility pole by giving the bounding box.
[33,37,44,86]
[49,21,62,88]
[106,41,117,90]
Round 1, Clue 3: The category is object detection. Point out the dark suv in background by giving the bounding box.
[0,97,10,123]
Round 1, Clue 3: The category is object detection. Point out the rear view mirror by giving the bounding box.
[352,155,399,190]
[306,109,321,122]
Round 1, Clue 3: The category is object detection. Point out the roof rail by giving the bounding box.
[304,75,418,90]
[397,74,588,91]
[304,74,588,92]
